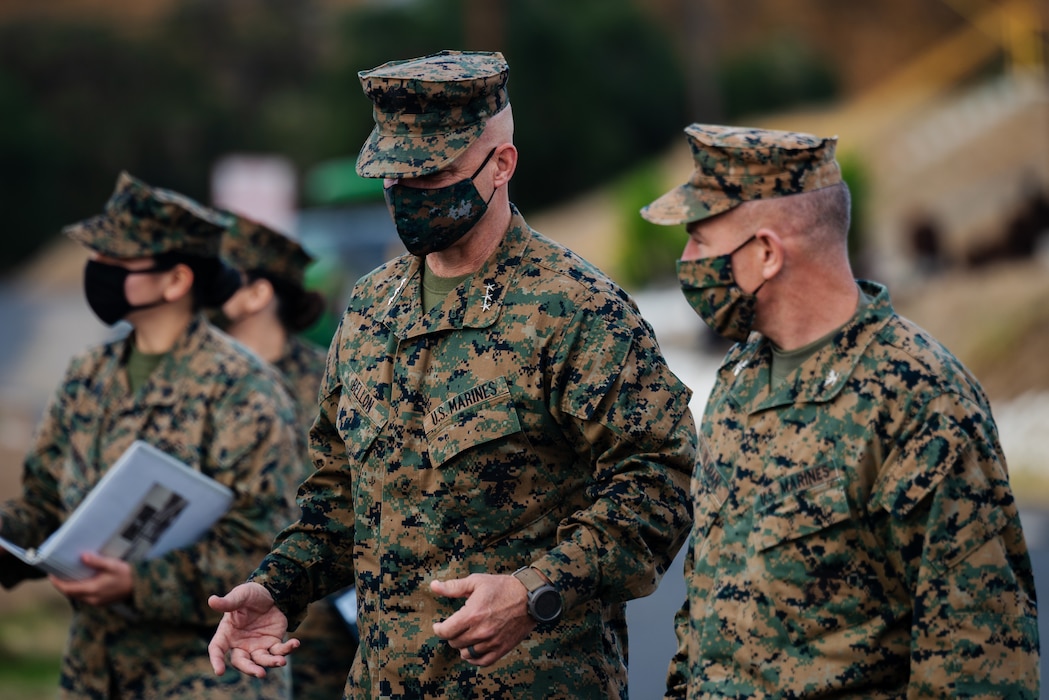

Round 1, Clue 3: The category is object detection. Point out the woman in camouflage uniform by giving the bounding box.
[219,213,359,700]
[0,172,308,699]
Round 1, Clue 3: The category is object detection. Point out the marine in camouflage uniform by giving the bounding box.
[221,214,359,699]
[642,125,1040,698]
[0,172,307,699]
[209,51,697,699]
[219,215,331,432]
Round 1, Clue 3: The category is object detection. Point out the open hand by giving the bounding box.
[208,582,298,678]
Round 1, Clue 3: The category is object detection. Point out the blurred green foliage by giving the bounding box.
[718,33,839,120]
[0,599,68,700]
[614,162,686,290]
[0,0,687,272]
[0,0,844,277]
[838,151,871,276]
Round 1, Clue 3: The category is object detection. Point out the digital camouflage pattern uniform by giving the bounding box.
[273,335,328,433]
[248,51,698,699]
[643,126,1040,698]
[0,172,307,700]
[222,214,359,699]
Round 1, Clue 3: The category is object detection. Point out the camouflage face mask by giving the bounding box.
[676,235,765,342]
[384,148,497,256]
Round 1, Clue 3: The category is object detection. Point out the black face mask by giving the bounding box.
[83,260,173,326]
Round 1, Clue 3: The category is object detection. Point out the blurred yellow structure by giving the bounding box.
[715,0,1049,288]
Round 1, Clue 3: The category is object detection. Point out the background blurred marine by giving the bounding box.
[208,50,697,698]
[0,172,307,699]
[219,212,359,699]
[643,124,1040,698]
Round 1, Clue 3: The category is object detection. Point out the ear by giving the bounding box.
[242,278,276,314]
[755,228,785,281]
[163,263,195,303]
[491,143,518,188]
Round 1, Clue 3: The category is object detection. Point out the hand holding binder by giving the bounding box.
[0,441,233,581]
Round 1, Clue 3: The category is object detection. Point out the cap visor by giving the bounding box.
[355,125,481,179]
[63,215,124,257]
[640,184,708,226]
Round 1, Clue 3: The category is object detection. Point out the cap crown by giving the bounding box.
[64,171,229,258]
[221,213,313,286]
[356,50,509,179]
[641,124,842,225]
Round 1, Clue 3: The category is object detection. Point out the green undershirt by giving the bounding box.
[126,346,166,394]
[769,288,872,390]
[422,261,471,312]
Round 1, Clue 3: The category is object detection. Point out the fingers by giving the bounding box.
[462,642,489,666]
[208,583,256,613]
[208,627,299,677]
[451,639,506,667]
[208,633,230,676]
[209,581,274,615]
[208,585,249,613]
[79,551,118,571]
[430,576,471,599]
[48,574,97,603]
[208,593,236,613]
[229,647,271,678]
[271,637,301,656]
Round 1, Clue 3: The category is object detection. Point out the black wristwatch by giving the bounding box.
[513,566,563,623]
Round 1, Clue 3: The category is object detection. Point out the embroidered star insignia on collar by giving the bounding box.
[482,283,496,312]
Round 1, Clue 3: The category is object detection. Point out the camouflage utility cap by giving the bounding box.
[641,124,842,226]
[64,171,229,259]
[221,213,314,286]
[356,50,510,179]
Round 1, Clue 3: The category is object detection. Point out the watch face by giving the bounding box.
[533,588,562,621]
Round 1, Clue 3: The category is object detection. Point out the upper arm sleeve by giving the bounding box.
[873,393,1039,698]
[532,303,697,611]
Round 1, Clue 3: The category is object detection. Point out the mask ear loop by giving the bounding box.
[472,144,499,205]
[728,234,766,296]
[728,234,758,256]
[469,147,498,180]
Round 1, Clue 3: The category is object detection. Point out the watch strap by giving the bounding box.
[512,565,548,593]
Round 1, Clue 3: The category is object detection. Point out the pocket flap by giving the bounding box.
[752,470,850,552]
[426,377,522,468]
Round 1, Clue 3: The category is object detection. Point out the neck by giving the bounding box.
[128,304,194,354]
[226,310,288,363]
[761,272,859,351]
[426,199,511,277]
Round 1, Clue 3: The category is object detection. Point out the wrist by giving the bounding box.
[513,566,563,624]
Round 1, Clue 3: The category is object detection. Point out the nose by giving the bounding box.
[681,236,702,262]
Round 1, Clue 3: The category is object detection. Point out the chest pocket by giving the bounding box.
[748,471,882,644]
[425,376,522,467]
[751,471,851,552]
